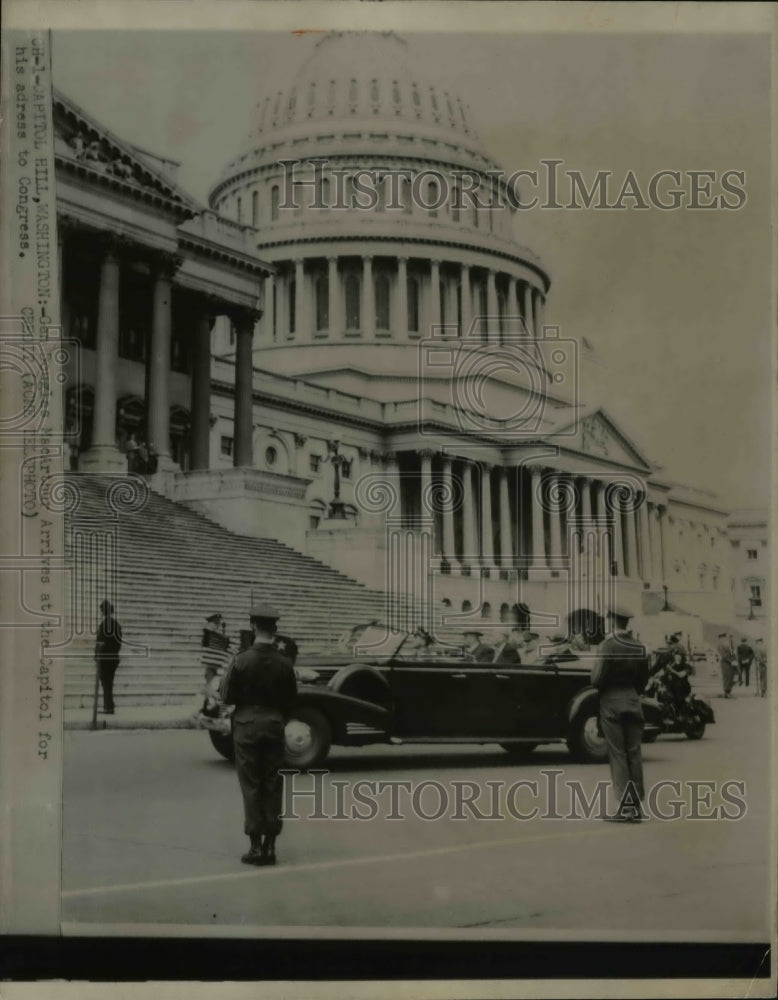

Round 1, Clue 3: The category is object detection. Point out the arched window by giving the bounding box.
[427,178,439,217]
[345,273,361,330]
[402,175,412,214]
[452,181,461,222]
[472,202,479,228]
[375,174,386,212]
[315,272,329,331]
[318,174,330,208]
[500,603,510,623]
[481,602,492,620]
[462,600,472,613]
[375,272,390,330]
[407,275,420,332]
[251,191,258,226]
[288,278,296,333]
[271,185,279,221]
[236,195,242,223]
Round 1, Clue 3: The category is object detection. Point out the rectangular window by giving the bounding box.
[747,549,758,560]
[220,436,234,457]
[750,584,762,604]
[309,515,320,531]
[342,460,352,480]
[309,454,321,473]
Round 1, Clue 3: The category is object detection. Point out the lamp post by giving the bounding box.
[662,585,670,612]
[327,437,348,519]
[748,597,756,620]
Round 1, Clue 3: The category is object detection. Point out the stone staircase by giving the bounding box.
[63,474,398,708]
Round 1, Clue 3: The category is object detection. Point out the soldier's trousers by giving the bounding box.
[232,718,286,838]
[599,700,645,810]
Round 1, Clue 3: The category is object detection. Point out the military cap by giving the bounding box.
[717,631,729,638]
[548,633,569,645]
[462,628,484,637]
[607,604,635,620]
[523,630,539,641]
[250,602,280,621]
[205,612,223,623]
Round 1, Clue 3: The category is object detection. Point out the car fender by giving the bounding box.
[328,663,393,709]
[567,684,599,725]
[295,685,392,741]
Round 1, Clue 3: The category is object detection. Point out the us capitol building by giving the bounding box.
[56,31,733,637]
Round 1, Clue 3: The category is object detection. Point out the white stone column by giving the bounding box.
[420,449,433,520]
[480,462,495,567]
[362,255,374,338]
[523,282,535,338]
[460,264,472,337]
[294,259,305,339]
[624,497,639,580]
[638,491,652,581]
[533,288,545,339]
[486,269,499,343]
[446,278,459,335]
[609,487,624,576]
[499,467,512,567]
[548,471,562,560]
[578,476,592,553]
[441,456,456,567]
[656,505,667,582]
[263,275,275,341]
[462,461,477,569]
[276,269,288,339]
[395,257,408,338]
[233,310,255,467]
[81,240,124,471]
[507,278,519,326]
[530,465,547,569]
[147,260,175,467]
[384,451,401,520]
[428,259,441,334]
[190,307,212,472]
[328,256,341,336]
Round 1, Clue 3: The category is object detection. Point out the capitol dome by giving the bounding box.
[208,29,551,404]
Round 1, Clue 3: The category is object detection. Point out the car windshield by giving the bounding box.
[338,624,405,657]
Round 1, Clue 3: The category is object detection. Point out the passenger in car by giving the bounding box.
[492,628,523,664]
[462,629,495,664]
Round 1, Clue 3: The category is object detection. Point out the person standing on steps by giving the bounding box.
[221,603,297,867]
[95,600,123,715]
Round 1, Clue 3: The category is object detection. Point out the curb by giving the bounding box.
[64,717,199,732]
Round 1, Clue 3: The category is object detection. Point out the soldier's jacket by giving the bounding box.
[221,640,297,730]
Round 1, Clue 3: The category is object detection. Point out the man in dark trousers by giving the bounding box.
[591,604,649,823]
[736,637,755,688]
[95,600,122,714]
[221,603,297,867]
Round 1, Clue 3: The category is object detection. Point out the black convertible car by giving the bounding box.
[197,624,663,769]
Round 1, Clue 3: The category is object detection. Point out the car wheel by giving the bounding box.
[285,707,332,769]
[500,743,538,759]
[209,729,234,762]
[568,706,609,763]
[684,717,706,740]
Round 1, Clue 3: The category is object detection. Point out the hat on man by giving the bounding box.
[522,630,539,642]
[717,631,729,638]
[462,629,484,638]
[548,633,569,645]
[250,602,280,621]
[205,612,223,624]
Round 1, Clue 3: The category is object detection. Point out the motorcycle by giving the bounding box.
[644,669,715,740]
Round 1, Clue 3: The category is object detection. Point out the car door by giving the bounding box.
[388,656,506,738]
[501,658,592,739]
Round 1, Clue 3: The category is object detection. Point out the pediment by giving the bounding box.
[551,408,653,471]
[53,90,198,213]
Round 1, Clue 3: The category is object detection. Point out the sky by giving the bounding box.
[50,25,773,510]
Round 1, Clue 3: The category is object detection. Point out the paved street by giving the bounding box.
[62,686,771,937]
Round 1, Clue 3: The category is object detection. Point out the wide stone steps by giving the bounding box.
[62,473,422,707]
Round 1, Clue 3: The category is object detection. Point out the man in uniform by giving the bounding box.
[462,629,494,663]
[754,638,767,697]
[736,636,755,688]
[95,599,123,714]
[591,604,649,822]
[717,632,736,698]
[221,603,297,867]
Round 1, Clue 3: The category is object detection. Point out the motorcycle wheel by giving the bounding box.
[684,717,706,740]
